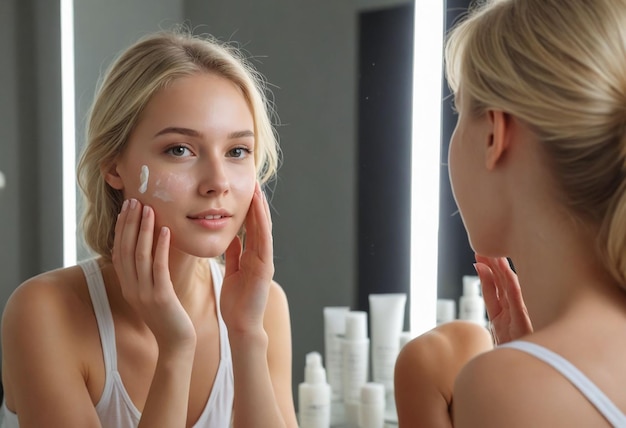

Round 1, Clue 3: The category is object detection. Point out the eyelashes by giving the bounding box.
[163,144,253,159]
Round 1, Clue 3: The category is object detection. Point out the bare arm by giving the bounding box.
[1,278,102,427]
[394,321,493,428]
[114,200,197,428]
[229,282,297,428]
[221,185,297,427]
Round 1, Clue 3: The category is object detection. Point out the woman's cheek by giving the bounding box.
[149,170,195,203]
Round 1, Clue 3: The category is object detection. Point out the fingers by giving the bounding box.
[152,225,171,297]
[114,199,143,283]
[474,261,503,321]
[257,185,273,261]
[474,254,533,340]
[243,183,273,262]
[494,257,532,333]
[113,199,164,300]
[224,236,242,278]
[136,205,155,286]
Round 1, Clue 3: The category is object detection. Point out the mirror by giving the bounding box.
[69,0,418,401]
[2,0,468,421]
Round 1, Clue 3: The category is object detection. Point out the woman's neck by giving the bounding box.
[508,215,623,331]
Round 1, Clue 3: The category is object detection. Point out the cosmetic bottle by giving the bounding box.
[399,331,414,349]
[359,382,385,428]
[436,298,457,325]
[368,293,406,424]
[459,275,487,327]
[298,351,331,428]
[323,306,350,426]
[342,311,370,428]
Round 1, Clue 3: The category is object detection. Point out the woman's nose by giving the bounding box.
[198,158,230,195]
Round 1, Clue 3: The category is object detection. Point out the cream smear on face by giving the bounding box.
[139,165,149,193]
[151,172,194,202]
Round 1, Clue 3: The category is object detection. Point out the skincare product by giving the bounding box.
[342,311,370,428]
[359,383,385,428]
[459,275,487,326]
[139,164,149,193]
[436,298,457,325]
[368,293,406,423]
[323,306,350,426]
[399,331,414,349]
[298,351,331,428]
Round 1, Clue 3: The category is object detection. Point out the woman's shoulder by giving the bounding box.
[2,262,95,337]
[1,261,105,418]
[6,263,89,307]
[452,343,552,426]
[452,339,615,427]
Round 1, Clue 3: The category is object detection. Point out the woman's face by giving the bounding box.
[107,72,257,258]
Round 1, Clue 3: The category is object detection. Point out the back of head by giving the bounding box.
[445,0,626,286]
[77,28,280,259]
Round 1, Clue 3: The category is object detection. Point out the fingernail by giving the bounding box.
[121,200,129,212]
[473,263,478,273]
[143,205,149,217]
[130,199,138,209]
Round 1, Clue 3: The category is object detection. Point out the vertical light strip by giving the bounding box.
[410,1,444,336]
[61,0,76,267]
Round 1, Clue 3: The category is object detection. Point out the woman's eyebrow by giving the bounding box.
[153,127,254,139]
[154,127,201,138]
[227,130,255,139]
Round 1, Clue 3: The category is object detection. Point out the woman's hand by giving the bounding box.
[112,198,197,351]
[221,183,274,336]
[474,254,533,345]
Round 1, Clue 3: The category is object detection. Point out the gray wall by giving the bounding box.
[0,0,65,355]
[183,0,359,394]
[0,0,411,403]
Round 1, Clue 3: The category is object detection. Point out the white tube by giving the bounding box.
[341,311,370,428]
[323,306,350,425]
[368,293,406,420]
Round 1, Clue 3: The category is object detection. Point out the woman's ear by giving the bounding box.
[102,161,124,190]
[485,110,511,170]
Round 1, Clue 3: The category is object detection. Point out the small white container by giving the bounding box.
[436,298,457,325]
[323,306,350,426]
[298,352,331,428]
[359,382,385,428]
[459,275,487,327]
[342,311,370,427]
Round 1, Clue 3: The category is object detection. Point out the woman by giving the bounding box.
[1,29,298,427]
[395,0,626,426]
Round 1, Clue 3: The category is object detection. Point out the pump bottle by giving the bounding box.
[459,275,487,327]
[298,351,331,428]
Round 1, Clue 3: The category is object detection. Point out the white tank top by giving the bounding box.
[1,258,234,428]
[499,340,626,427]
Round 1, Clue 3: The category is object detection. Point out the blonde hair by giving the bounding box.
[445,0,626,285]
[77,29,280,259]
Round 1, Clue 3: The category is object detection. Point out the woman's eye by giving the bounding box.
[166,145,192,157]
[228,147,252,159]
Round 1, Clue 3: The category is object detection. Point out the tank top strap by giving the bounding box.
[79,258,118,373]
[208,258,231,361]
[499,340,626,427]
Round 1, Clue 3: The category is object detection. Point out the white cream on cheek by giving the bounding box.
[138,165,149,193]
[151,171,194,202]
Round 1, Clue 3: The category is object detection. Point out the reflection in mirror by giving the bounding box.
[0,0,451,424]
